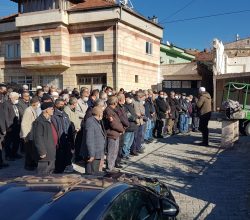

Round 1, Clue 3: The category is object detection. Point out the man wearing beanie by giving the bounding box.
[33,102,56,174]
[197,87,212,146]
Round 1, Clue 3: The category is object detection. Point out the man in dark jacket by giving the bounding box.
[123,93,138,159]
[167,91,181,135]
[52,99,74,173]
[114,94,129,168]
[197,87,212,146]
[179,93,189,133]
[4,92,22,161]
[33,102,56,175]
[0,102,8,169]
[155,91,169,138]
[104,96,125,172]
[18,91,30,118]
[84,106,106,174]
[0,83,8,104]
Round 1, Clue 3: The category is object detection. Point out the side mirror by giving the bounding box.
[161,198,179,217]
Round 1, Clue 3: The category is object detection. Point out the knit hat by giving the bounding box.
[125,93,133,99]
[41,102,54,110]
[41,93,52,102]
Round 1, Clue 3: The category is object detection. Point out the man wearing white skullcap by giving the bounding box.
[197,87,212,146]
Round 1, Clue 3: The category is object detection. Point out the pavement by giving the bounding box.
[1,121,250,220]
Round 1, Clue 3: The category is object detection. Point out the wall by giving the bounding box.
[226,56,250,74]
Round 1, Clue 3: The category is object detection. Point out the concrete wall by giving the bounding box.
[226,56,250,73]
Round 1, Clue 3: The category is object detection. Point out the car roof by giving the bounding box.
[0,173,168,220]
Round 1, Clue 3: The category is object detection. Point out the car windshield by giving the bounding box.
[0,184,101,220]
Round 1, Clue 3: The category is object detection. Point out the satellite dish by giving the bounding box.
[120,0,134,10]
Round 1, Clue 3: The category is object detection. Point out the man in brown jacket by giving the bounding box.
[104,96,125,172]
[197,87,212,146]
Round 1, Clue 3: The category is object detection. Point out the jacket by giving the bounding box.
[0,103,6,135]
[179,98,188,113]
[33,114,56,161]
[4,100,21,130]
[18,99,30,120]
[114,104,129,129]
[124,103,139,132]
[104,106,125,140]
[20,106,38,139]
[51,109,74,148]
[84,116,106,159]
[133,98,145,125]
[144,98,156,119]
[167,97,181,120]
[197,92,212,115]
[64,105,81,131]
[76,98,88,120]
[155,97,169,119]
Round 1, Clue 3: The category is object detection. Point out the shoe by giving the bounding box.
[123,156,130,160]
[130,152,139,156]
[115,164,123,169]
[5,156,15,161]
[196,141,209,146]
[157,135,164,138]
[14,154,23,159]
[137,149,145,154]
[0,163,9,169]
[64,165,74,173]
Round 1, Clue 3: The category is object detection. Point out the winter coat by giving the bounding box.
[18,99,30,120]
[104,106,124,140]
[192,101,200,117]
[20,106,38,139]
[4,100,21,130]
[124,103,139,132]
[84,116,106,159]
[115,104,129,128]
[0,103,6,135]
[33,114,56,162]
[155,97,169,119]
[144,98,156,119]
[179,98,188,114]
[197,92,212,115]
[167,97,181,120]
[133,98,145,125]
[64,105,81,131]
[51,109,74,148]
[76,98,88,120]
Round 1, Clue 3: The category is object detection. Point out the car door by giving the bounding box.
[103,188,159,220]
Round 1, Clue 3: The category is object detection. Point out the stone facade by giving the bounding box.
[0,1,163,90]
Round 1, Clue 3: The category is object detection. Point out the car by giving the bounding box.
[0,172,179,220]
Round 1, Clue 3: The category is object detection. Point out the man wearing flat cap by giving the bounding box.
[33,102,57,174]
[197,87,212,146]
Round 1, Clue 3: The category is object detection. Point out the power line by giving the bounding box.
[161,9,250,24]
[159,0,198,23]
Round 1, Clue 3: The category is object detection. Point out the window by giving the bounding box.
[44,37,51,52]
[11,76,32,90]
[33,38,40,53]
[16,43,20,57]
[146,41,153,55]
[6,44,15,58]
[135,75,139,83]
[104,190,157,220]
[83,37,92,52]
[95,35,104,52]
[39,75,63,89]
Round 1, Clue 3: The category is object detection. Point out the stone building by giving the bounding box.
[0,0,163,91]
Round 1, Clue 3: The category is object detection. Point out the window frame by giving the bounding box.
[32,38,40,53]
[6,43,15,59]
[83,36,92,53]
[95,35,104,52]
[146,41,153,55]
[44,36,51,53]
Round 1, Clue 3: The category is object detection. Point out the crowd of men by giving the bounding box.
[0,83,212,174]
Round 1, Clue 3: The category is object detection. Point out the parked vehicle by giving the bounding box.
[222,82,250,135]
[0,173,179,220]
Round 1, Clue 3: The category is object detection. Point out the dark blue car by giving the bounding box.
[0,173,179,220]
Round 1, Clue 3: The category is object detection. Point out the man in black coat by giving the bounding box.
[0,102,8,169]
[0,83,8,104]
[84,106,106,174]
[155,91,169,138]
[4,92,22,161]
[52,98,74,173]
[33,102,56,175]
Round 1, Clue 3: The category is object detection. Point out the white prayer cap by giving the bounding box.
[37,86,42,90]
[199,87,206,92]
[51,92,59,97]
[23,85,29,90]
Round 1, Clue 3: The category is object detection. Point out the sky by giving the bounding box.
[0,0,250,50]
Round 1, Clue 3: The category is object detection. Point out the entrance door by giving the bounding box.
[77,74,107,91]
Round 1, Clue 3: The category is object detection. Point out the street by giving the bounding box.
[1,121,250,220]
